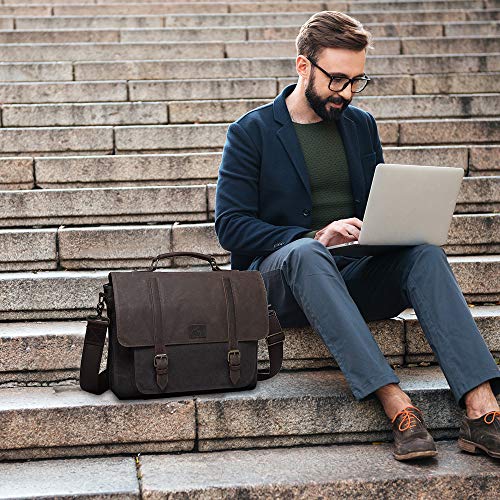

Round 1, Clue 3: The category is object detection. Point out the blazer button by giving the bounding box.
[302,209,310,216]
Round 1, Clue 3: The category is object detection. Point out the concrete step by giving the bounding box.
[73,53,500,81]
[8,8,499,32]
[0,440,498,499]
[0,175,497,226]
[0,365,498,460]
[0,303,497,385]
[1,1,490,18]
[1,145,497,190]
[1,53,496,82]
[0,118,498,155]
[0,255,498,321]
[0,213,498,272]
[0,36,498,62]
[2,92,497,126]
[0,21,498,44]
[3,94,500,126]
[2,73,499,105]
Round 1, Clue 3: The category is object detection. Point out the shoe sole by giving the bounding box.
[393,449,438,461]
[458,437,500,459]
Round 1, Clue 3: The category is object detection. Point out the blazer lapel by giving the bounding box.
[277,123,311,199]
[336,114,366,219]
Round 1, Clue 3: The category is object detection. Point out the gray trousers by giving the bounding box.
[248,238,500,409]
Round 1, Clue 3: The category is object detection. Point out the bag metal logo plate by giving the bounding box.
[190,324,207,339]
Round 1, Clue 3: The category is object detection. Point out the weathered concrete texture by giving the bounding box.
[0,40,225,62]
[129,77,277,101]
[399,118,500,144]
[457,176,499,212]
[195,365,465,452]
[448,255,500,300]
[0,320,85,372]
[0,27,119,44]
[0,384,196,460]
[446,214,499,247]
[344,1,483,12]
[139,440,500,500]
[122,26,247,43]
[402,36,500,54]
[0,127,114,154]
[401,305,500,362]
[52,3,229,16]
[0,81,127,104]
[0,456,139,499]
[0,62,73,82]
[35,152,221,188]
[115,123,229,151]
[414,72,500,94]
[0,266,230,320]
[355,94,500,119]
[73,54,498,81]
[0,228,57,271]
[0,185,207,226]
[224,39,400,58]
[16,15,164,30]
[0,365,492,461]
[3,102,168,127]
[0,157,34,189]
[383,145,468,170]
[469,145,500,172]
[168,98,270,123]
[59,224,173,269]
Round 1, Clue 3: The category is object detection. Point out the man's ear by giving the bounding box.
[296,55,310,79]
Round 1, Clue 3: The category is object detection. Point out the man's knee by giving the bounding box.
[405,243,446,263]
[283,238,337,271]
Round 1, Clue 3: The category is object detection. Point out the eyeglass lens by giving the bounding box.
[330,78,368,93]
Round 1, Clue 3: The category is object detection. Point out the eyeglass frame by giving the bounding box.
[306,56,371,93]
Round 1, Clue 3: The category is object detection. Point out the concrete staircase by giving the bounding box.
[0,0,498,497]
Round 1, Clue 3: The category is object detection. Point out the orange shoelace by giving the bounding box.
[391,405,422,431]
[483,410,500,424]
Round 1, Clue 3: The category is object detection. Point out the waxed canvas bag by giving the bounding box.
[79,252,285,399]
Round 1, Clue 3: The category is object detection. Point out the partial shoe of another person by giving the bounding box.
[458,410,500,459]
[391,404,438,460]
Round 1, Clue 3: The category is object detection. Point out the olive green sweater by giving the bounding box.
[293,120,355,238]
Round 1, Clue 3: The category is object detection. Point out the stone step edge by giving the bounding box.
[0,365,492,460]
[0,440,498,499]
[0,304,497,382]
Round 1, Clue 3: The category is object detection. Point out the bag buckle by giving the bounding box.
[154,353,168,368]
[227,349,240,364]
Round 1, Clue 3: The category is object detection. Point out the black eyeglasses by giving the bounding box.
[307,57,371,93]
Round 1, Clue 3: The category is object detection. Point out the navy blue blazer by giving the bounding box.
[214,83,385,271]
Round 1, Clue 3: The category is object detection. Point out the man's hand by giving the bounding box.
[314,217,363,247]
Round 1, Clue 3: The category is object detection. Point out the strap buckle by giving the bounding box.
[154,353,168,368]
[227,349,240,364]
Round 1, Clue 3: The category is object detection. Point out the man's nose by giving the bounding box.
[337,85,353,100]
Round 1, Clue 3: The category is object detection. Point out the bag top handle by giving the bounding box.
[148,252,222,272]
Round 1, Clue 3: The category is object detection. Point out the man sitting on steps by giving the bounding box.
[214,10,500,461]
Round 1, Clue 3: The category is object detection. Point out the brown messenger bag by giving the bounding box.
[79,251,285,399]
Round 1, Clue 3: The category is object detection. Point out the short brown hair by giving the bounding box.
[295,11,374,62]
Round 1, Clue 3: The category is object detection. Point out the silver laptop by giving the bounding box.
[327,163,464,257]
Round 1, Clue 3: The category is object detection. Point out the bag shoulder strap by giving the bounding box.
[79,309,285,394]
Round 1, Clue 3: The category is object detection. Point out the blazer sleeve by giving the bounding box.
[215,121,310,256]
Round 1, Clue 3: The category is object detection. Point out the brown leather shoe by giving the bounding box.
[390,404,437,460]
[458,410,500,459]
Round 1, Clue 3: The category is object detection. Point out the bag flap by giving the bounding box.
[109,270,269,348]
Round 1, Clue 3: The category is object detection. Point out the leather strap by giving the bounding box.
[79,316,110,395]
[222,276,241,384]
[80,309,284,395]
[148,276,169,390]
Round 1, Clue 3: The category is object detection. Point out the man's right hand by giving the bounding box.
[314,217,363,247]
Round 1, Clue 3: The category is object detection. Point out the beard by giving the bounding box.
[304,71,352,122]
